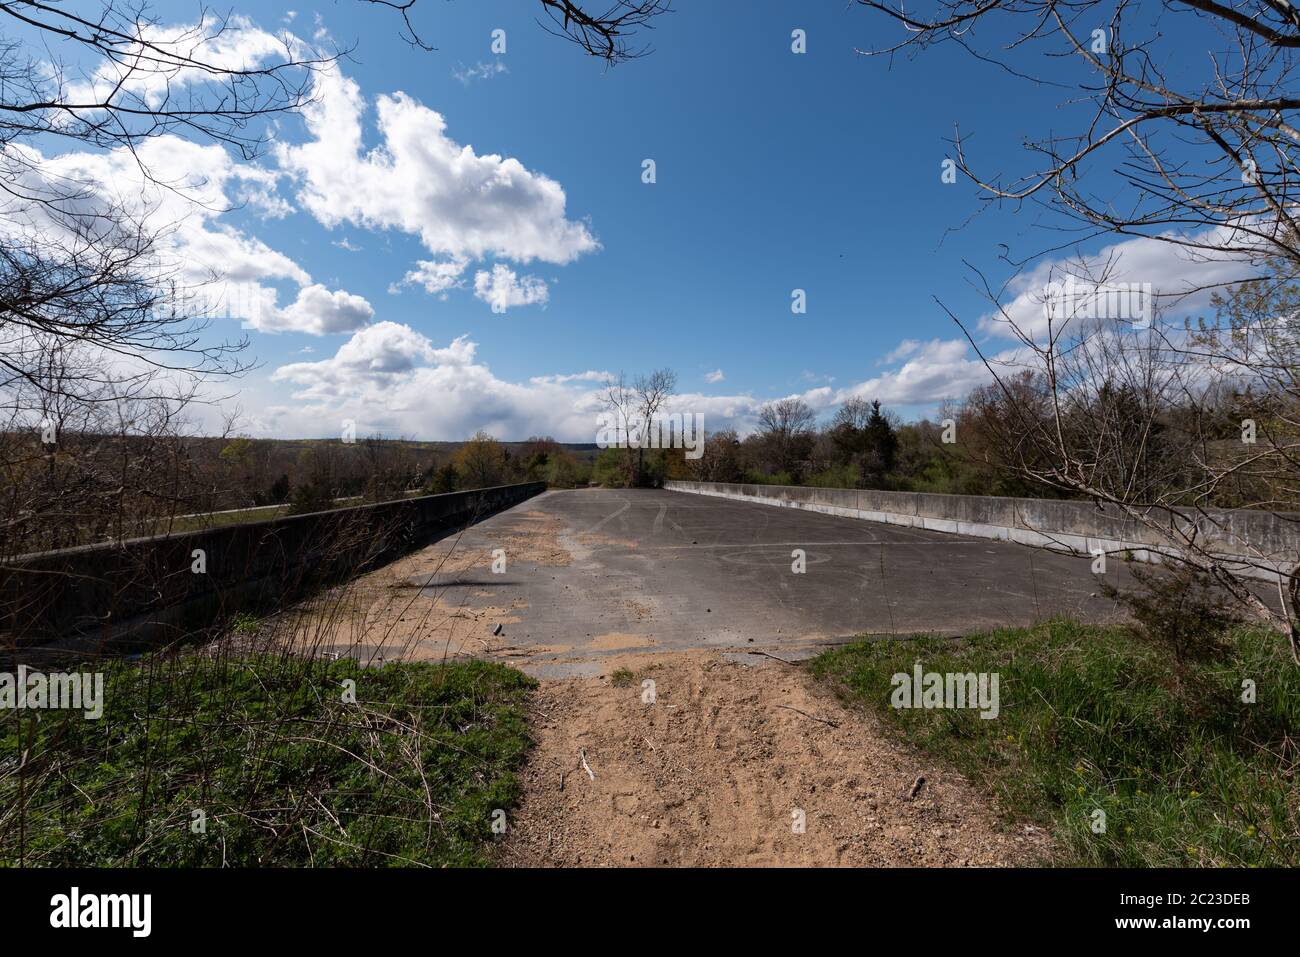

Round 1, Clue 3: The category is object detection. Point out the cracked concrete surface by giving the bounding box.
[322,487,1130,676]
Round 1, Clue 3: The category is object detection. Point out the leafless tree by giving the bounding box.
[855,0,1300,657]
[363,1,672,61]
[597,368,677,485]
[948,284,1300,659]
[599,372,636,484]
[535,0,671,62]
[0,334,225,557]
[756,397,817,481]
[0,2,334,159]
[633,367,677,479]
[855,0,1300,275]
[0,4,332,561]
[0,3,347,409]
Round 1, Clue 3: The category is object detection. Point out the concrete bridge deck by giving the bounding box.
[343,488,1129,675]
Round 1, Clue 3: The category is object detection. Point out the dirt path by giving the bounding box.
[499,650,1050,867]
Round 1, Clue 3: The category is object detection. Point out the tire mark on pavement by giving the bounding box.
[583,498,630,534]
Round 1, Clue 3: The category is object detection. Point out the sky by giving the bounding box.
[23,0,1257,441]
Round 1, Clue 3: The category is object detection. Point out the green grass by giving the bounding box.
[609,667,637,688]
[809,620,1300,866]
[0,655,535,867]
[127,504,290,537]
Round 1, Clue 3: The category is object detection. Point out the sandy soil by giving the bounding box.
[499,650,1050,867]
[282,510,571,662]
[384,508,573,580]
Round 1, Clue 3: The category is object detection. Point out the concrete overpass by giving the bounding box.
[353,487,1131,675]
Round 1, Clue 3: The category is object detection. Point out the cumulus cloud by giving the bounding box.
[61,14,293,109]
[235,179,294,219]
[273,322,471,390]
[277,66,599,268]
[263,284,375,334]
[394,256,469,296]
[38,41,593,334]
[831,338,992,408]
[705,368,725,383]
[981,227,1262,343]
[258,326,996,441]
[879,340,922,365]
[3,132,372,336]
[473,264,548,312]
[268,323,600,439]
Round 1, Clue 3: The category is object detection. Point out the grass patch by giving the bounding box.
[0,654,535,867]
[809,619,1300,866]
[609,667,637,688]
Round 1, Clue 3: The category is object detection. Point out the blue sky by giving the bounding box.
[42,0,1242,440]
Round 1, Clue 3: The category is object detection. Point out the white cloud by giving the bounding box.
[705,368,725,383]
[235,179,294,219]
[45,52,594,329]
[394,256,469,296]
[0,133,373,337]
[61,15,293,110]
[529,370,612,385]
[177,221,311,287]
[258,327,994,441]
[473,264,548,312]
[880,339,922,365]
[277,66,599,268]
[273,322,469,388]
[831,338,991,408]
[453,61,509,85]
[981,227,1261,344]
[263,284,374,335]
[268,323,599,439]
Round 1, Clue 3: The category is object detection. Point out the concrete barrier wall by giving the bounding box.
[665,480,1300,580]
[1,483,545,655]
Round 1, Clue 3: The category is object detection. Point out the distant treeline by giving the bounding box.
[679,379,1277,511]
[0,430,597,554]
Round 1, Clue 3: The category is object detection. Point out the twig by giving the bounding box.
[578,748,595,781]
[907,775,927,800]
[747,650,797,666]
[775,704,839,728]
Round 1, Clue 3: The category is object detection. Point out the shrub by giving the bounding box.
[1101,563,1241,670]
